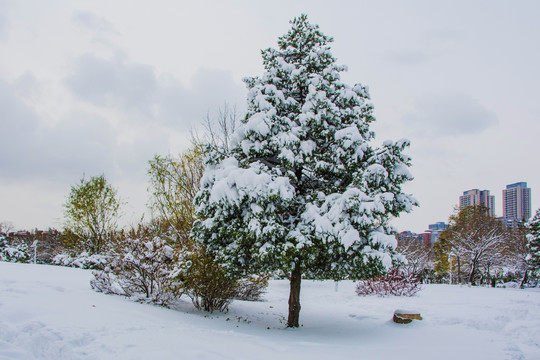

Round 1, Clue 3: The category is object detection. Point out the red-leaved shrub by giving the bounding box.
[355,269,421,297]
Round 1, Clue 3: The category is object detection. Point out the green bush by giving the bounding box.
[175,248,239,313]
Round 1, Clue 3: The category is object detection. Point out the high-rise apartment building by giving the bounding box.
[459,189,495,216]
[503,182,531,223]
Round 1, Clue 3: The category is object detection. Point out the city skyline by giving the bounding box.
[401,181,533,234]
[459,189,495,217]
[454,182,533,220]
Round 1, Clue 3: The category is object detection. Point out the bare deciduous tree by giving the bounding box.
[396,239,433,280]
[0,221,14,235]
[148,103,242,241]
[193,102,240,154]
[444,206,509,285]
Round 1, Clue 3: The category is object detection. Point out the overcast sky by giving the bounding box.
[1,0,539,233]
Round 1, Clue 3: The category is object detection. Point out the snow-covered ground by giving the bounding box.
[1,262,539,360]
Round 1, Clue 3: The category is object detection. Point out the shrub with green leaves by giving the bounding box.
[63,174,121,254]
[173,247,239,312]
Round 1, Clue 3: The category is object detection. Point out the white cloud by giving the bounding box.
[71,10,118,35]
[0,15,5,41]
[65,53,246,128]
[0,78,41,177]
[386,50,430,66]
[0,77,118,182]
[0,0,7,41]
[65,53,158,118]
[403,92,498,137]
[1,0,540,232]
[156,67,246,127]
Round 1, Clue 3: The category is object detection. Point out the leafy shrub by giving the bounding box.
[173,248,239,312]
[496,281,519,289]
[63,174,120,255]
[89,223,266,311]
[90,225,182,305]
[356,269,422,297]
[0,236,30,263]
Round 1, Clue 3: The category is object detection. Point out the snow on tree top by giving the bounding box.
[193,15,417,284]
[203,157,295,206]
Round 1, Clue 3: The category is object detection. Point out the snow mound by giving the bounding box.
[1,262,540,360]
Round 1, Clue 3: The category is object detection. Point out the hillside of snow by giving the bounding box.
[1,261,539,360]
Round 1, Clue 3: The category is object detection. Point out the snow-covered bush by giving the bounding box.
[0,236,31,263]
[90,268,124,294]
[355,269,422,297]
[3,229,65,264]
[496,281,519,288]
[89,222,264,310]
[52,251,108,269]
[90,226,182,306]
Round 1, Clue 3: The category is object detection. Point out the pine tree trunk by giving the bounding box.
[287,262,302,328]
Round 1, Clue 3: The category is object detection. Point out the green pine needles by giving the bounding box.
[526,209,540,275]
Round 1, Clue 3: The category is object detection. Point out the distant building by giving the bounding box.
[397,230,431,247]
[503,182,531,224]
[419,232,431,247]
[398,222,447,247]
[459,189,495,216]
[428,222,447,231]
[427,222,447,244]
[397,231,423,243]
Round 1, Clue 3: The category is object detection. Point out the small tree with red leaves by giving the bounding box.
[355,269,422,297]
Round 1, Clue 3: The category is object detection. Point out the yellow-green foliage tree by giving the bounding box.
[147,145,268,310]
[433,235,454,282]
[63,174,121,254]
[147,145,205,243]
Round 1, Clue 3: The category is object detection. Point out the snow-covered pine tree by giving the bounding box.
[0,235,30,263]
[192,14,417,327]
[526,208,540,277]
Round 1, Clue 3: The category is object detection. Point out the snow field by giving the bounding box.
[1,261,539,360]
